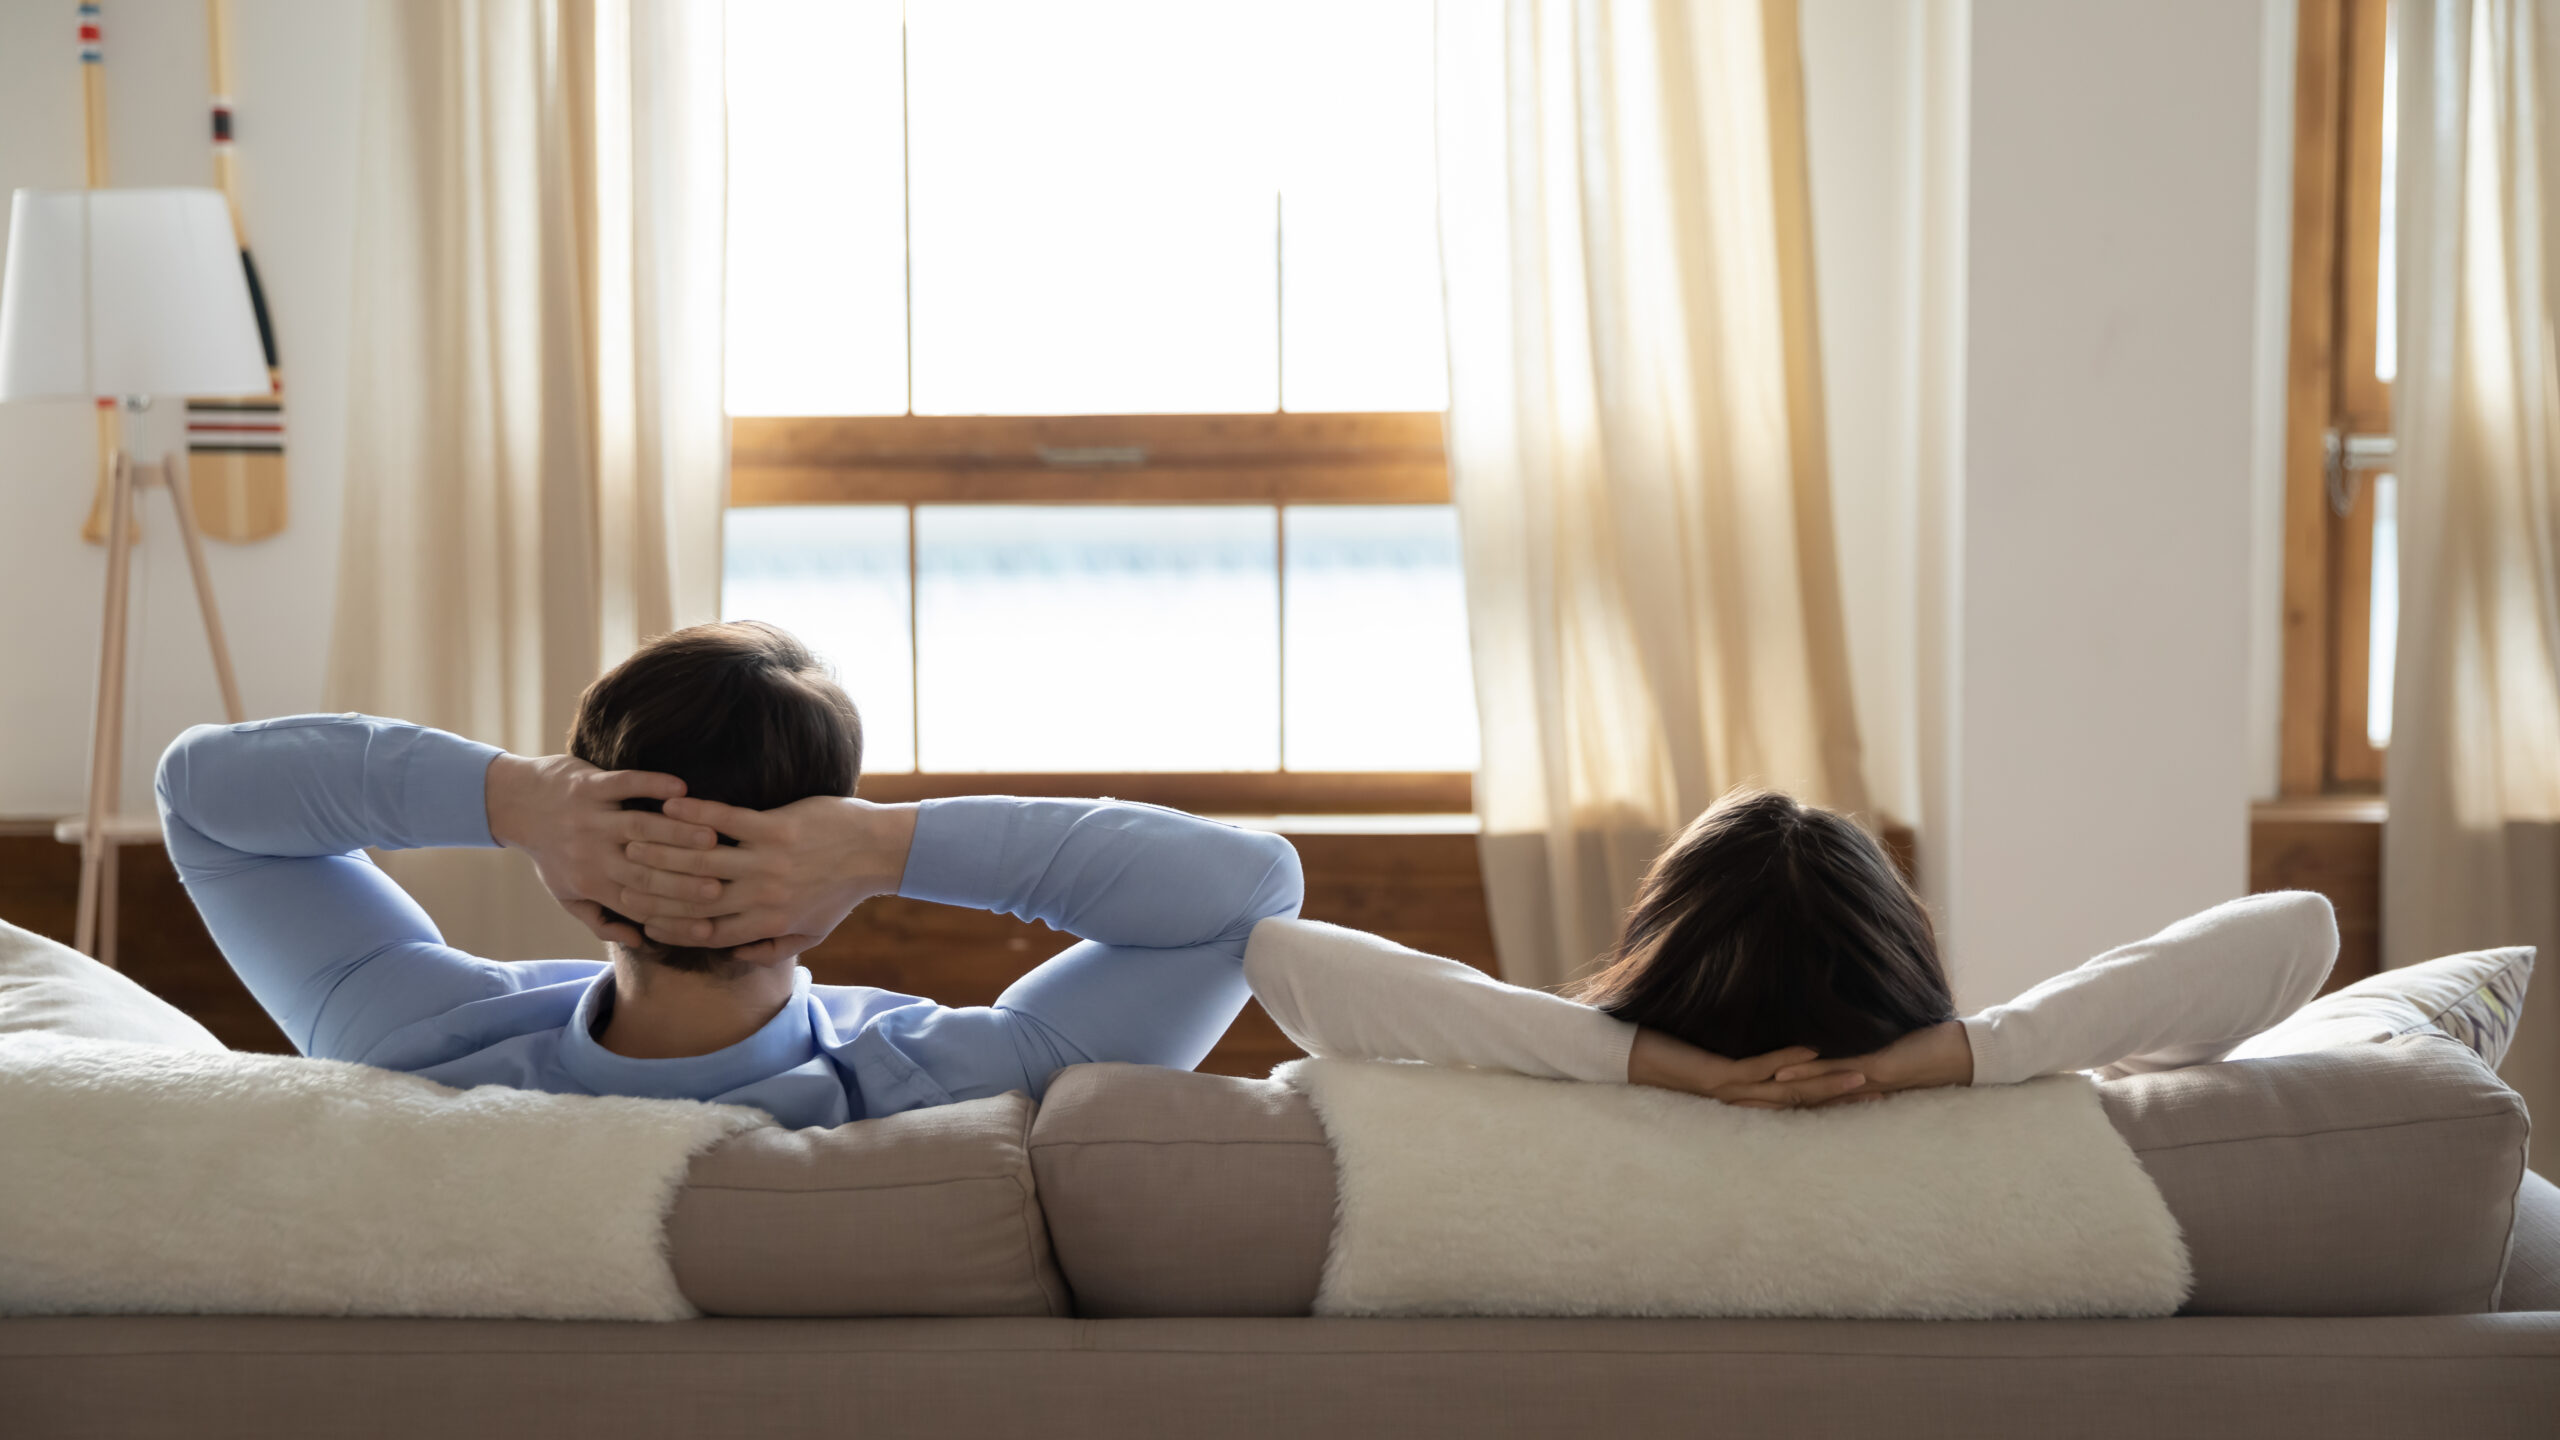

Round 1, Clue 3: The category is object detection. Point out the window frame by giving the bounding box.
[2279,0,2393,795]
[729,412,1450,507]
[725,410,1475,812]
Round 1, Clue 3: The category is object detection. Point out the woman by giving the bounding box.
[1238,793,2339,1106]
[620,777,2339,1109]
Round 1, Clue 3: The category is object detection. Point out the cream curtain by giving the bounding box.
[1437,0,1869,991]
[2386,0,2560,1169]
[328,0,728,959]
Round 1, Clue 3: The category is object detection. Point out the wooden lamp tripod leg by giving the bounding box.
[163,450,246,724]
[74,451,138,963]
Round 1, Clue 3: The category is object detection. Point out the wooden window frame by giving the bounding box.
[727,411,1472,814]
[731,412,1449,507]
[2279,0,2393,795]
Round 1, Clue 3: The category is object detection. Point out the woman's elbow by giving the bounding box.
[2257,889,2340,986]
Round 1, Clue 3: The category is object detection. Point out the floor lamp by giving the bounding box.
[0,187,270,966]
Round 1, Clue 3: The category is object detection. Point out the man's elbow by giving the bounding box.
[1248,833,1306,924]
[153,723,231,822]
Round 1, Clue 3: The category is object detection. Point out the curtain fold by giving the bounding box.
[2387,0,2560,1169]
[1438,0,1869,991]
[328,0,727,959]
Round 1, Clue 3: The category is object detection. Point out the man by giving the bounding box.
[156,621,1304,1128]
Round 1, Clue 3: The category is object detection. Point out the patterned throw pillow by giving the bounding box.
[2226,946,2536,1070]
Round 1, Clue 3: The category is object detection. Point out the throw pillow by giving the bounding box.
[0,918,225,1051]
[2225,946,2535,1069]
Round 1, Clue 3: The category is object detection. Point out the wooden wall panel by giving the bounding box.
[797,831,1498,1078]
[3,815,2386,1076]
[2248,799,2384,993]
[0,829,1498,1078]
[0,833,291,1053]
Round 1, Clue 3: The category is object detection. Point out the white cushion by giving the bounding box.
[2227,946,2535,1069]
[0,918,224,1051]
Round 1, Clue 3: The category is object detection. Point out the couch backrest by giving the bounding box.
[2100,1034,2528,1314]
[668,1091,1069,1317]
[1030,1064,1335,1317]
[1027,1039,2531,1318]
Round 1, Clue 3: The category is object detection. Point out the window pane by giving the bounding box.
[906,2,1280,414]
[1278,0,1447,412]
[2368,474,2398,748]
[722,506,916,772]
[725,0,906,416]
[917,507,1279,769]
[1284,506,1479,771]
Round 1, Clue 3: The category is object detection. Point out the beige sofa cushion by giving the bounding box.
[668,1092,1069,1317]
[2499,1170,2560,1312]
[2103,1034,2529,1314]
[1031,1038,2529,1317]
[1030,1065,1334,1317]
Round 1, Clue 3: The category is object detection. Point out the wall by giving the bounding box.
[0,0,363,820]
[1800,0,1925,833]
[1805,0,2284,1008]
[10,4,2289,1012]
[1953,0,2267,1005]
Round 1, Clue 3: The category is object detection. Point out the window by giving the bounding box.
[721,0,1474,809]
[2280,0,2396,794]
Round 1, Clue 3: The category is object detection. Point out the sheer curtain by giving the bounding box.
[327,0,728,958]
[1437,0,1869,991]
[2387,0,2560,1158]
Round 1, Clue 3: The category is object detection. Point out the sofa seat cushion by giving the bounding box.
[1031,1038,2529,1318]
[669,1091,1069,1317]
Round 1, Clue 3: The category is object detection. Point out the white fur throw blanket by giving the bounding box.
[1280,1058,2191,1320]
[0,1034,769,1320]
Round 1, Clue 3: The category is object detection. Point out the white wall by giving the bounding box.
[0,0,364,820]
[1801,0,1924,832]
[8,2,2287,1005]
[1806,0,2283,1007]
[1953,0,2266,1006]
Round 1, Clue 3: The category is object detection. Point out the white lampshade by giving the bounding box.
[0,187,271,401]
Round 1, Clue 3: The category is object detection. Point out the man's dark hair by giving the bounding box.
[1565,789,1952,1060]
[567,620,861,973]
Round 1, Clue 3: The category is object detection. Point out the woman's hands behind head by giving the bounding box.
[607,795,920,963]
[1770,1019,1974,1104]
[1626,1029,1870,1109]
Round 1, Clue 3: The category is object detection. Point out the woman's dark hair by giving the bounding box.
[568,620,861,973]
[1565,789,1951,1060]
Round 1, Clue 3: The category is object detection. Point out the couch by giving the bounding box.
[8,1032,2559,1439]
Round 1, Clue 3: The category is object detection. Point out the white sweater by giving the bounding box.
[1243,891,2340,1087]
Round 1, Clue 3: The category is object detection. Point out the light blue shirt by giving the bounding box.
[154,714,1304,1128]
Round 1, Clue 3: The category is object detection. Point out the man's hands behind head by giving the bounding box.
[484,752,715,948]
[605,794,919,964]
